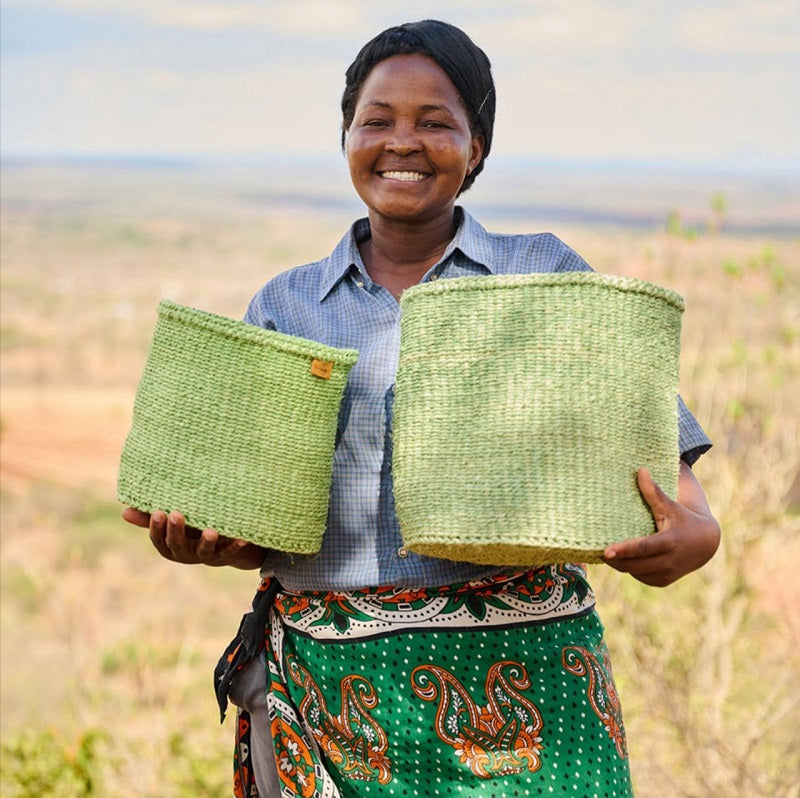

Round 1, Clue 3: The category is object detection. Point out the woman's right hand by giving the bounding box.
[122,507,267,570]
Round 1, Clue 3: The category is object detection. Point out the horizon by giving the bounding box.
[4,150,800,178]
[3,151,797,237]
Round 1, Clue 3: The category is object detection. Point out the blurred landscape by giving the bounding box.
[1,158,799,796]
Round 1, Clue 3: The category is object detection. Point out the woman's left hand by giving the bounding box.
[602,462,721,587]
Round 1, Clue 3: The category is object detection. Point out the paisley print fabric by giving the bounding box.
[231,565,632,797]
[275,564,594,641]
[410,660,545,779]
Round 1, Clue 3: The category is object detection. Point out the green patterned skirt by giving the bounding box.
[226,567,633,798]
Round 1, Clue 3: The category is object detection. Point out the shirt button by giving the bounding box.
[428,273,438,281]
[397,546,409,559]
[355,280,365,289]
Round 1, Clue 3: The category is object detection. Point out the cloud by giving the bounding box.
[16,0,370,35]
[141,0,372,36]
[1,54,345,156]
[2,0,798,167]
[471,1,639,59]
[9,0,267,32]
[266,0,371,37]
[147,3,267,31]
[492,52,799,164]
[679,0,800,55]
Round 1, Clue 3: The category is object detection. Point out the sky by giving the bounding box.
[2,0,799,174]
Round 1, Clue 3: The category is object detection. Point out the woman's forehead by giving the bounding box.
[355,54,465,112]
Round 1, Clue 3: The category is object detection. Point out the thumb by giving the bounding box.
[637,468,671,528]
[122,507,151,528]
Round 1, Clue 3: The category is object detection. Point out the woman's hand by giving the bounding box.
[603,463,721,587]
[122,507,267,570]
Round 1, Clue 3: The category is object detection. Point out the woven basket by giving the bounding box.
[118,300,358,552]
[393,272,684,566]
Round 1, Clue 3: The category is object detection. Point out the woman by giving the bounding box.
[124,20,720,797]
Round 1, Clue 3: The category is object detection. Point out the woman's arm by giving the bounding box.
[122,507,267,570]
[602,462,721,587]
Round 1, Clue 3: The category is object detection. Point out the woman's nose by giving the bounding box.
[385,123,423,155]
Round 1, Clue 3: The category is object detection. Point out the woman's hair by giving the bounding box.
[341,19,496,194]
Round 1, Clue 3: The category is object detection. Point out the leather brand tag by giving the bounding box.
[310,359,334,380]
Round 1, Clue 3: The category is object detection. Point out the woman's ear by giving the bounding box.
[468,134,485,175]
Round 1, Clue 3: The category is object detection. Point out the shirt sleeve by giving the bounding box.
[678,396,712,466]
[243,284,279,330]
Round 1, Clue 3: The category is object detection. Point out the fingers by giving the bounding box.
[604,469,672,563]
[147,510,192,559]
[148,509,172,559]
[195,529,253,567]
[603,529,680,587]
[164,511,207,557]
[604,527,674,562]
[122,507,151,528]
[145,509,247,566]
[601,464,721,587]
[605,535,654,561]
[601,469,675,565]
[164,510,192,547]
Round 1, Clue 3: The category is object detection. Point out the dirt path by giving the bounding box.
[0,386,135,495]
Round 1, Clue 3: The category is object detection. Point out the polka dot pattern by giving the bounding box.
[280,612,633,797]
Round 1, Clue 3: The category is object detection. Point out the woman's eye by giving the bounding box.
[363,119,389,128]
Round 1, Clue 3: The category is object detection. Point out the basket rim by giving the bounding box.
[400,272,685,313]
[157,299,359,365]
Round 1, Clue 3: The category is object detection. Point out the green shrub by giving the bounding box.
[0,729,106,798]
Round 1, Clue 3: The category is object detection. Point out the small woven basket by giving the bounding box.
[393,272,684,566]
[118,300,358,552]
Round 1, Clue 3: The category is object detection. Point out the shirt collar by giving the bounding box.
[317,217,370,301]
[447,207,496,273]
[317,207,496,302]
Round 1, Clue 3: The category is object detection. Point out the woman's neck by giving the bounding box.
[360,210,458,299]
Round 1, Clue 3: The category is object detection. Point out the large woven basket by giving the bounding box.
[118,300,358,552]
[393,272,684,566]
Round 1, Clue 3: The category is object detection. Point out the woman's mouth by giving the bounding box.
[379,171,428,182]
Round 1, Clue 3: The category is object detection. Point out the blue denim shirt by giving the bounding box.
[245,208,711,591]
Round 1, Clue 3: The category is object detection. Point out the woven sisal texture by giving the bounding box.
[117,300,358,552]
[393,272,684,566]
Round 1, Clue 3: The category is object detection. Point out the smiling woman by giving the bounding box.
[344,54,484,295]
[122,18,719,798]
[341,20,495,193]
[347,56,481,211]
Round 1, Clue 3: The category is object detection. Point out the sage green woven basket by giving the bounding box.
[117,300,358,552]
[393,272,684,566]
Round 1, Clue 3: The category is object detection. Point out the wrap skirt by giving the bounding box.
[218,566,632,798]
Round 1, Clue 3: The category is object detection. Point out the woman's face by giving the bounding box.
[345,54,484,226]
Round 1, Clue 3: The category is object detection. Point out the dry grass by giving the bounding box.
[1,165,798,797]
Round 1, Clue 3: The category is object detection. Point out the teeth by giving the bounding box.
[380,171,427,182]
